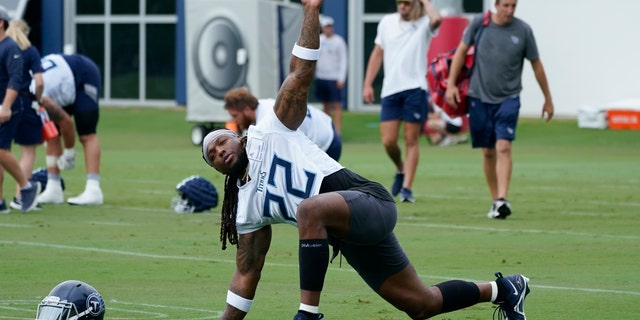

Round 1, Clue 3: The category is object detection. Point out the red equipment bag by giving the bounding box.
[426,11,491,118]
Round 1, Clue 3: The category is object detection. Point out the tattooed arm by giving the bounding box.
[221,226,272,320]
[273,0,321,131]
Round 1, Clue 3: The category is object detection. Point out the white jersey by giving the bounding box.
[30,54,76,106]
[375,13,434,98]
[235,111,344,234]
[255,99,335,151]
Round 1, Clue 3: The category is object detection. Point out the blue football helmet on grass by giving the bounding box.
[171,175,218,213]
[36,280,105,320]
[31,167,66,192]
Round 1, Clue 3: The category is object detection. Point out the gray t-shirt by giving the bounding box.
[463,14,538,104]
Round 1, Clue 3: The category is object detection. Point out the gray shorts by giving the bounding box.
[334,190,410,291]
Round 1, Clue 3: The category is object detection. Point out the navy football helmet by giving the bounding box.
[36,280,105,320]
[171,175,218,213]
[31,167,66,191]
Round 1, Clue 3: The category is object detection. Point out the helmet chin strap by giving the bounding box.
[68,308,91,320]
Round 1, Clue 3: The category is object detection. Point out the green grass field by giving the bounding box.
[1,108,638,319]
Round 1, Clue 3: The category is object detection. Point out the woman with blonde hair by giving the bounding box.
[0,19,45,210]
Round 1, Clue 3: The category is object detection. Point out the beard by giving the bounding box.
[228,148,249,178]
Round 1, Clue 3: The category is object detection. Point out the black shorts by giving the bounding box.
[334,190,410,291]
[63,106,99,136]
[445,121,462,134]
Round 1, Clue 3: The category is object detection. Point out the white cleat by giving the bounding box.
[37,181,65,204]
[67,188,103,205]
[67,180,103,205]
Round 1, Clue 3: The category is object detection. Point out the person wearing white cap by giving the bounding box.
[201,1,530,319]
[0,5,41,213]
[315,14,347,136]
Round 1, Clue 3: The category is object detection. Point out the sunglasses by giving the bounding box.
[397,1,412,6]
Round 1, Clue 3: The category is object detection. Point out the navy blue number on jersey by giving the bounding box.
[41,58,58,72]
[263,154,316,222]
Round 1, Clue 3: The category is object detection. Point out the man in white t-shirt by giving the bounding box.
[362,0,441,203]
[314,15,347,135]
[223,87,341,161]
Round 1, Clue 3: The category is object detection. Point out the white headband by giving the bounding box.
[202,129,238,167]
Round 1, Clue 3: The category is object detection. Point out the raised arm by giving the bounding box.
[273,0,321,130]
[421,0,442,31]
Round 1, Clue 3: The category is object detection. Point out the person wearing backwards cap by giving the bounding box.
[201,1,531,319]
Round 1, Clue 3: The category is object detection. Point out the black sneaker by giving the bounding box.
[494,198,511,219]
[11,197,43,211]
[293,312,324,320]
[391,172,404,196]
[20,182,41,212]
[493,272,530,320]
[399,188,415,203]
[0,199,9,214]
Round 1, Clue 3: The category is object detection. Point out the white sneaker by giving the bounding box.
[487,202,500,218]
[487,199,512,219]
[37,180,64,204]
[437,135,457,147]
[68,180,103,205]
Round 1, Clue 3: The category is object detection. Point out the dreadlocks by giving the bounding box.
[219,136,248,250]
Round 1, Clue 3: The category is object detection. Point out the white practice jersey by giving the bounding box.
[235,111,344,234]
[31,54,76,107]
[255,99,335,151]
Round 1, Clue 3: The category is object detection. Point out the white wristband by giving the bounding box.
[226,290,253,313]
[292,43,320,61]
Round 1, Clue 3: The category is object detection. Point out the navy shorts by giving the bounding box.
[468,96,520,148]
[380,88,427,123]
[325,126,342,161]
[15,101,43,145]
[315,79,342,103]
[63,55,101,136]
[0,95,40,149]
[64,54,101,113]
[63,106,99,136]
[334,190,410,291]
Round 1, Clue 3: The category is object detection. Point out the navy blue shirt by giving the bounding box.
[0,37,24,100]
[20,45,43,92]
[63,54,101,90]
